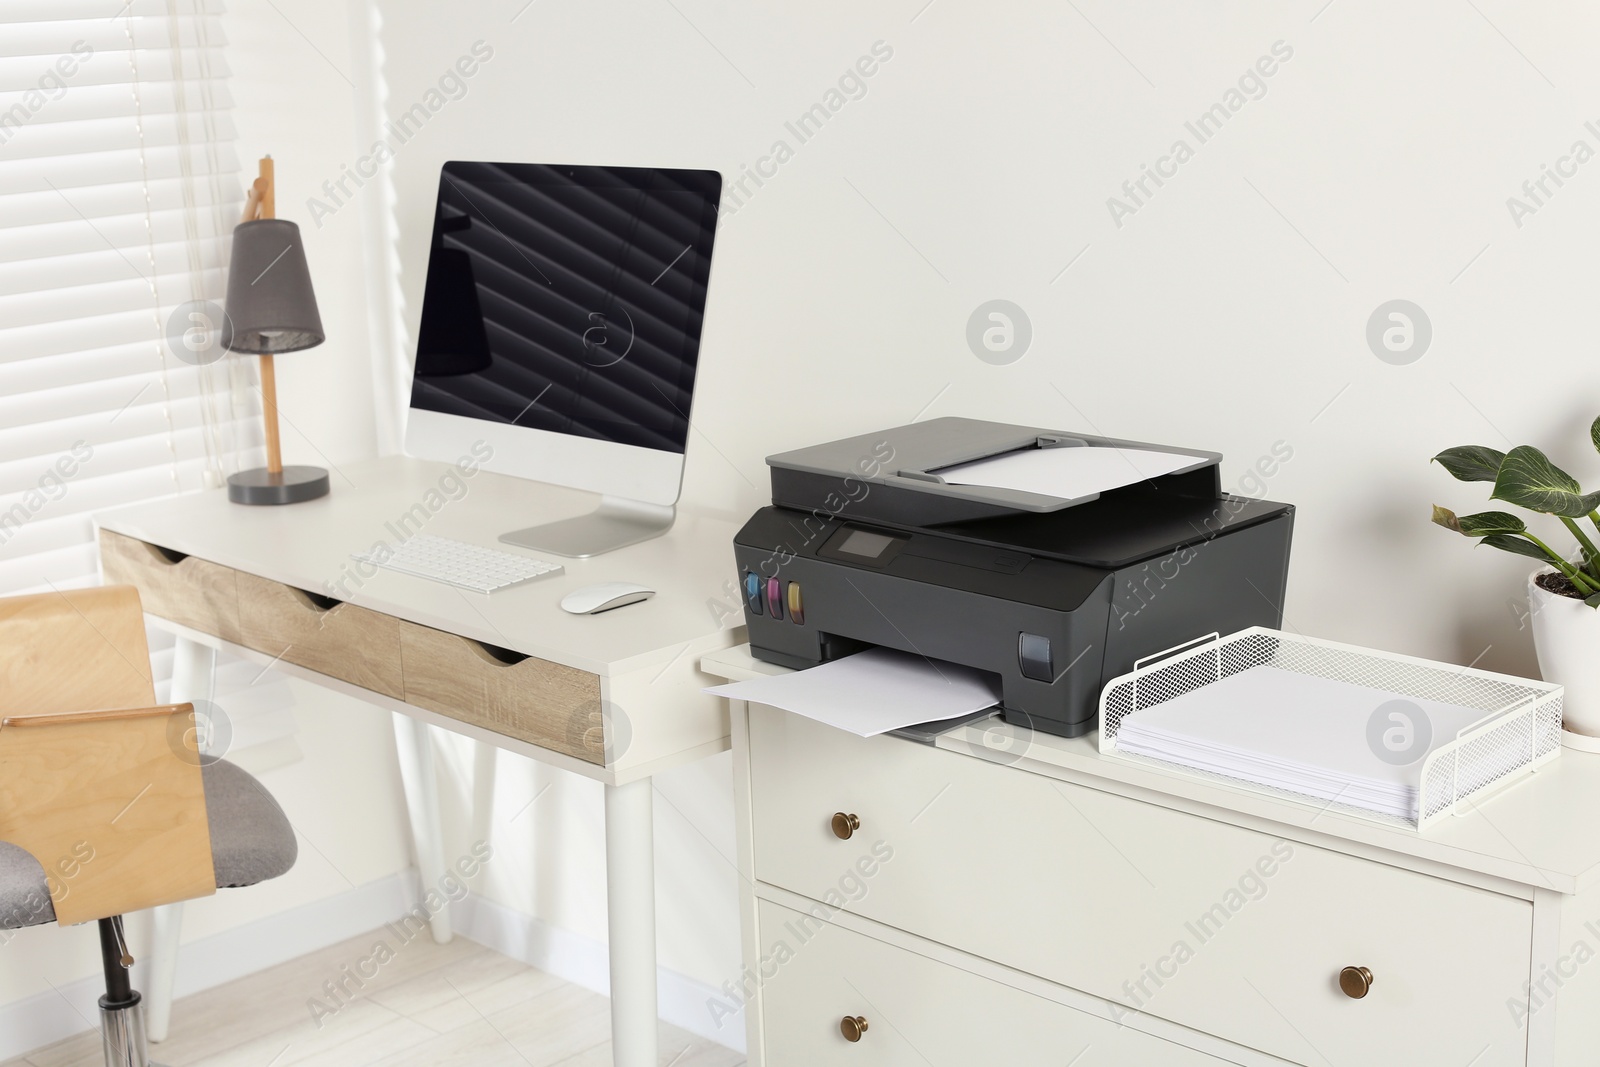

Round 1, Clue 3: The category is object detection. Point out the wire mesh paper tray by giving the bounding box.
[1098,627,1564,831]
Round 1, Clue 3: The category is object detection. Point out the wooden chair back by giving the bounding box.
[0,585,215,924]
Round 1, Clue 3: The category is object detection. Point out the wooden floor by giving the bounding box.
[2,931,745,1067]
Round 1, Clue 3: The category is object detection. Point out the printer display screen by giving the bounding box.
[837,529,900,559]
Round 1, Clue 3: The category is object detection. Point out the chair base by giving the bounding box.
[99,996,165,1067]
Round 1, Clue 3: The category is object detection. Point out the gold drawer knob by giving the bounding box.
[831,812,860,840]
[1339,965,1374,999]
[840,1015,869,1042]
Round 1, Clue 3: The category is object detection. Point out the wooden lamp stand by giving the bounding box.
[224,156,331,505]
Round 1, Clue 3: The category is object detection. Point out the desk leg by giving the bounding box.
[604,778,658,1067]
[391,713,452,943]
[146,636,216,1042]
[145,903,185,1043]
[471,741,497,848]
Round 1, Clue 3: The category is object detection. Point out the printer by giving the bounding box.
[733,418,1294,738]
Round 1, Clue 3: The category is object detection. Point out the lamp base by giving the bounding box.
[227,465,329,505]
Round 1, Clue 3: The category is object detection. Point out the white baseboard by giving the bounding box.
[0,984,96,1065]
[0,870,419,1062]
[160,870,422,1002]
[0,872,746,1061]
[452,892,747,1054]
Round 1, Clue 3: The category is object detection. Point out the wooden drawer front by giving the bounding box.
[98,530,241,643]
[236,573,404,699]
[749,706,1531,1067]
[397,621,604,764]
[756,900,1226,1066]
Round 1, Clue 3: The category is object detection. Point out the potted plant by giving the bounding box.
[1432,419,1600,743]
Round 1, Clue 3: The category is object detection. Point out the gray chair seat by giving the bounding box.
[0,758,296,930]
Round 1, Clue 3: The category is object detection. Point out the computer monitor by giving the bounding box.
[404,161,722,557]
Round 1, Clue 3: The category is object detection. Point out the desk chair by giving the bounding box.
[0,586,297,1067]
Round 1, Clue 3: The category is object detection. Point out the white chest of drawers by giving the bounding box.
[705,646,1600,1067]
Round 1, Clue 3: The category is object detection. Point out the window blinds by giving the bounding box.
[0,0,258,596]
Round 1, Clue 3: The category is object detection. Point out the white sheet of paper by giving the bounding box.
[936,446,1199,500]
[1114,666,1493,819]
[704,648,1002,737]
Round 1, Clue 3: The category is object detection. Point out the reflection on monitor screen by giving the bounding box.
[409,162,721,455]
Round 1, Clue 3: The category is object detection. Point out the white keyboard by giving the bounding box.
[355,534,563,594]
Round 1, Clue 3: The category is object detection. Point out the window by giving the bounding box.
[0,0,256,597]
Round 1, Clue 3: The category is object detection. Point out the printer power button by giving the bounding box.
[1018,633,1053,683]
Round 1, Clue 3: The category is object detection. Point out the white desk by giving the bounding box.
[94,455,744,1067]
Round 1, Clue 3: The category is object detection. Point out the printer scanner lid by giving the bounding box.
[767,417,1223,527]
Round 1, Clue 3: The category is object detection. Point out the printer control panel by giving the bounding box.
[818,526,908,567]
[818,523,1034,576]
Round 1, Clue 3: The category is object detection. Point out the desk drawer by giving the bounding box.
[397,622,604,764]
[236,573,405,699]
[748,705,1531,1066]
[98,530,241,643]
[756,899,1226,1066]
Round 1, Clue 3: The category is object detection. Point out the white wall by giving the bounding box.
[371,0,1600,668]
[367,0,1600,1035]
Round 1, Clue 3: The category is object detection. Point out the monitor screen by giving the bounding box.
[409,162,721,455]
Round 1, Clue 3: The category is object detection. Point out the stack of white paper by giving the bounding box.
[936,446,1199,500]
[704,648,1002,737]
[1114,667,1493,820]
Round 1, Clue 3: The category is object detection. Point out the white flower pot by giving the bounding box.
[1529,568,1600,747]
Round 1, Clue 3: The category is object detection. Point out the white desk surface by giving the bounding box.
[702,645,1600,896]
[96,455,747,679]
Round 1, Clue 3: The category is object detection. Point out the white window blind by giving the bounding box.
[0,0,259,596]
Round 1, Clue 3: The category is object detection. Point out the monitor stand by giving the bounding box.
[499,496,676,558]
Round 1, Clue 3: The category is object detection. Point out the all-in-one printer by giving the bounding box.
[733,418,1295,738]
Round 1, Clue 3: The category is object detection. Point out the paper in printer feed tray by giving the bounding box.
[935,446,1201,502]
[1114,666,1491,820]
[704,648,1001,738]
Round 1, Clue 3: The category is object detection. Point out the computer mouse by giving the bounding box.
[560,582,656,615]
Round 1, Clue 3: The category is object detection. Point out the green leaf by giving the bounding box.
[1592,415,1600,456]
[1432,506,1526,536]
[1434,445,1507,483]
[1480,533,1557,562]
[1586,592,1600,608]
[1491,445,1600,518]
[1456,511,1527,536]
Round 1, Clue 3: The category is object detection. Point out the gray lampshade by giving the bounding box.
[223,218,324,354]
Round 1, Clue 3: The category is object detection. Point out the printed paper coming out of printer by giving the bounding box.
[935,445,1200,500]
[1114,667,1491,820]
[704,648,1002,737]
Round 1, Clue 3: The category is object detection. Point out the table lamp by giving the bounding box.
[223,156,329,505]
